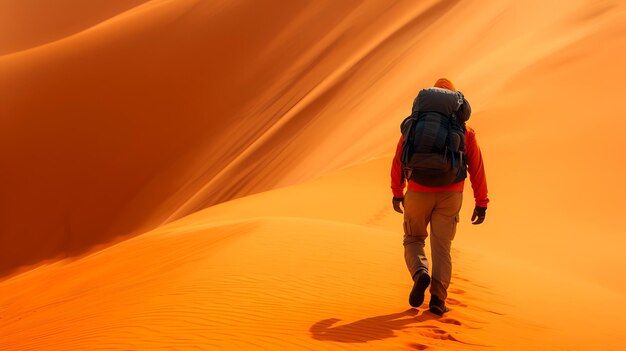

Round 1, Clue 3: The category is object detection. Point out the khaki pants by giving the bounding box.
[403,190,462,301]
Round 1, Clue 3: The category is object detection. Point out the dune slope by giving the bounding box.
[1,158,624,350]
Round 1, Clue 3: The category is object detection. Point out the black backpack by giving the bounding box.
[400,88,469,187]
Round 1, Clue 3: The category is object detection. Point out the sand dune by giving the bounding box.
[2,0,626,349]
[2,0,624,279]
[1,159,624,350]
[3,0,443,276]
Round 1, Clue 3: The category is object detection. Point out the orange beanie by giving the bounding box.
[434,78,455,91]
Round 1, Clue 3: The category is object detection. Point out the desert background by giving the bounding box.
[1,0,626,350]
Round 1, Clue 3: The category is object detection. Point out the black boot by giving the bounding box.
[429,295,449,315]
[409,269,430,307]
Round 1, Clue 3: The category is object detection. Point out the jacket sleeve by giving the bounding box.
[465,127,489,207]
[391,135,406,198]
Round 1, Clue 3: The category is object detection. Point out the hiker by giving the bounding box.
[390,78,489,315]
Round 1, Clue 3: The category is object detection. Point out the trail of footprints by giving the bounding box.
[404,276,491,349]
[365,206,392,226]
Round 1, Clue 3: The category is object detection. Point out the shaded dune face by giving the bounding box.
[1,0,625,288]
[0,0,461,277]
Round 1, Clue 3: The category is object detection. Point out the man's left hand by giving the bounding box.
[471,206,487,225]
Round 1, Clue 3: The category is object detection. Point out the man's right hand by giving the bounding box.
[392,197,404,214]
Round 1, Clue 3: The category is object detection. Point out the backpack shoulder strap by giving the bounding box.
[400,115,418,164]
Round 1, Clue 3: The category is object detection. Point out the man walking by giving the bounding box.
[390,78,489,315]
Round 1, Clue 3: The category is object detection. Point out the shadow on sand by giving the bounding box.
[309,308,441,343]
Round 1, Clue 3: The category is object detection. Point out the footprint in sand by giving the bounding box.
[365,207,391,226]
[440,318,462,326]
[446,297,468,307]
[419,327,459,342]
[448,288,466,295]
[407,343,429,350]
[452,274,471,282]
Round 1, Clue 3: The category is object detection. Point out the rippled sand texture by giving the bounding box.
[2,0,626,350]
[2,160,625,350]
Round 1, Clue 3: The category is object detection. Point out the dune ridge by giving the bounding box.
[0,0,152,56]
[1,0,467,277]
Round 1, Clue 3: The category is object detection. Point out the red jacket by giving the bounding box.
[390,126,489,207]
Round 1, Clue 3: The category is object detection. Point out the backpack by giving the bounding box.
[400,87,469,187]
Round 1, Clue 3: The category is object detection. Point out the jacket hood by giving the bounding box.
[434,78,455,90]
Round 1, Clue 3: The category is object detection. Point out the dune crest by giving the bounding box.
[0,0,152,55]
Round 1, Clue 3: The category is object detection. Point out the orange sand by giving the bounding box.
[1,0,626,350]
